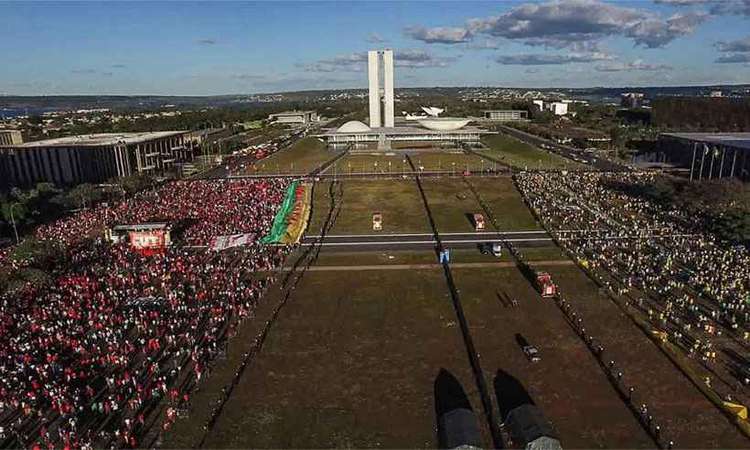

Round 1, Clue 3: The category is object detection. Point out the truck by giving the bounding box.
[372,212,383,231]
[536,272,557,298]
[473,213,485,231]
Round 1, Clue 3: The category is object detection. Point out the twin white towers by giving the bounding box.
[368,49,394,128]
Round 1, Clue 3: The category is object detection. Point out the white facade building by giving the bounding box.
[267,110,317,125]
[546,102,568,116]
[368,49,395,128]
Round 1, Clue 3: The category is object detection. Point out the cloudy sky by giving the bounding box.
[1,0,749,95]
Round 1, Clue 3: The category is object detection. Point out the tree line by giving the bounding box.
[652,97,750,131]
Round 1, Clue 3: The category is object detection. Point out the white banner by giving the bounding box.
[211,233,255,251]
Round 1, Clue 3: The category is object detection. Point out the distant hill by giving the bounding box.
[2,84,748,114]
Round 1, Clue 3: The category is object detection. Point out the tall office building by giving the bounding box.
[382,50,394,127]
[368,51,381,128]
[368,49,394,128]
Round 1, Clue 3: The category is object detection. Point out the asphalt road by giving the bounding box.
[497,124,630,172]
[300,230,554,250]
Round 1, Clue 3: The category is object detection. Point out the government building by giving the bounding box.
[0,131,192,188]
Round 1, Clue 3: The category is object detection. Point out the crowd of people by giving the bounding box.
[0,179,292,448]
[516,171,750,406]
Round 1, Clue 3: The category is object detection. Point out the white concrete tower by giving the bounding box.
[368,50,381,128]
[382,49,394,127]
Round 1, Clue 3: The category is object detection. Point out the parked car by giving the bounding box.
[522,345,541,362]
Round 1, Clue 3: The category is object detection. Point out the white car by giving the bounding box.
[523,345,541,362]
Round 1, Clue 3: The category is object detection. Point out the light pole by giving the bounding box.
[9,203,20,243]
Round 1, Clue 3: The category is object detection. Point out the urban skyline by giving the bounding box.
[1,0,750,96]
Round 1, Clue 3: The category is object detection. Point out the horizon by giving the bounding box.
[2,81,750,100]
[2,0,750,96]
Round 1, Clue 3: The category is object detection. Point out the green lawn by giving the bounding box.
[308,177,539,235]
[470,177,542,230]
[479,134,580,170]
[249,137,339,175]
[309,179,432,234]
[331,151,489,175]
[409,152,489,172]
[420,178,484,232]
[331,154,407,175]
[199,269,483,448]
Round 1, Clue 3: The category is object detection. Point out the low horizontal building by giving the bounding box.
[0,131,192,188]
[316,120,489,151]
[0,129,23,146]
[482,110,529,121]
[268,110,317,125]
[658,132,750,181]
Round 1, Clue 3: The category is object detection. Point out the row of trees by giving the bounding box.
[0,174,155,242]
[0,173,156,295]
[652,97,750,131]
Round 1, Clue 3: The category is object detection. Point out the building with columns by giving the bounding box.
[0,129,23,146]
[0,131,192,188]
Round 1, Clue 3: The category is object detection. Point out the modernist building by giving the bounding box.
[267,110,318,125]
[368,49,395,128]
[0,129,23,146]
[482,110,529,121]
[318,120,486,151]
[316,49,486,150]
[658,132,750,181]
[0,131,192,188]
[621,93,645,109]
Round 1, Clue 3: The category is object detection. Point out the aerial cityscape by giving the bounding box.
[1,1,750,449]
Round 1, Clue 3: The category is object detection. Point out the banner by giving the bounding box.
[129,230,167,250]
[261,182,299,244]
[211,233,255,251]
[261,182,312,244]
[281,184,312,244]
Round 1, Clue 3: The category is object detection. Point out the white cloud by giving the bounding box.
[715,53,750,63]
[714,35,750,63]
[495,52,612,65]
[594,59,673,71]
[407,0,708,49]
[404,26,472,44]
[301,49,458,73]
[656,0,750,16]
[365,33,387,44]
[715,35,750,52]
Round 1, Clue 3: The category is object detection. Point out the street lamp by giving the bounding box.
[9,202,20,243]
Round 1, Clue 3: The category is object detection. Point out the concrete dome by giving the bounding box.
[418,118,470,131]
[337,120,371,133]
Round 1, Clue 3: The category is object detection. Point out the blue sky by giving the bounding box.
[1,0,749,95]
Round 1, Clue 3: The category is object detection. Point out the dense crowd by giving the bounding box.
[516,171,750,403]
[0,179,291,448]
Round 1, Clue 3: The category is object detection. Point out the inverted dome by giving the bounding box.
[337,120,371,133]
[417,117,470,131]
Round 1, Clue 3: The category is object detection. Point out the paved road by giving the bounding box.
[222,170,511,181]
[498,125,630,172]
[299,230,554,250]
[273,259,574,271]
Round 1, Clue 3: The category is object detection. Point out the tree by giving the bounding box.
[67,183,100,209]
[10,238,64,269]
